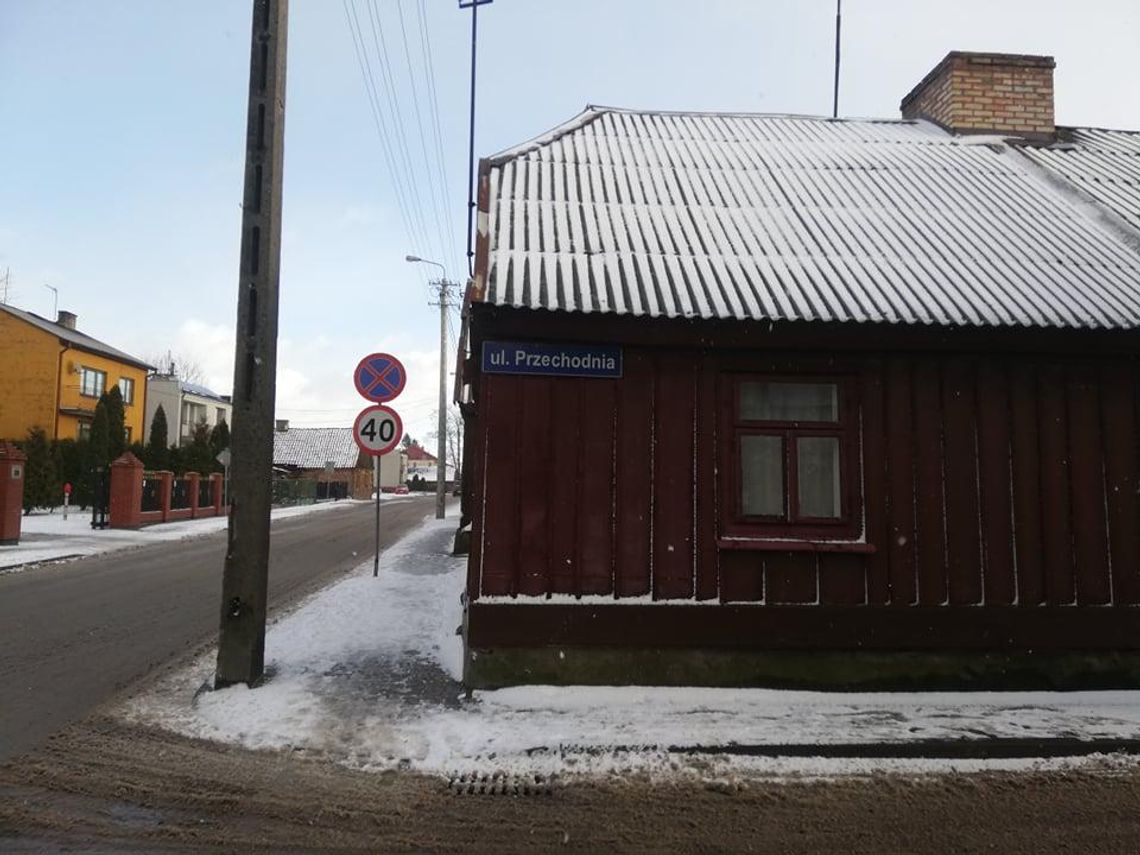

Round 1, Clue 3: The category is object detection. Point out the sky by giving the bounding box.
[2,0,1138,441]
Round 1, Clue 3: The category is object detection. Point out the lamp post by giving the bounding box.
[406,255,450,520]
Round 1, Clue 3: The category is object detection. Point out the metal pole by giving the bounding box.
[436,280,447,520]
[373,455,381,577]
[216,0,288,689]
[465,1,478,276]
[832,0,841,119]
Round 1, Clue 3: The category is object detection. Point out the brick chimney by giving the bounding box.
[57,310,77,330]
[900,51,1055,139]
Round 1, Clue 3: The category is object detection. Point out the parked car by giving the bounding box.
[394,485,409,495]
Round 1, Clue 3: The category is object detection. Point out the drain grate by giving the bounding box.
[448,771,554,796]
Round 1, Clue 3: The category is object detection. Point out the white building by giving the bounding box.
[144,376,232,446]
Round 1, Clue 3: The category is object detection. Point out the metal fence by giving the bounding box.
[198,478,214,509]
[272,477,317,506]
[316,481,349,501]
[170,479,192,510]
[141,477,162,513]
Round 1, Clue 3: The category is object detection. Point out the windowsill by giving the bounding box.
[717,538,877,554]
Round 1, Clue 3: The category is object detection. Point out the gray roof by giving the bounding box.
[180,381,228,401]
[0,303,153,368]
[478,108,1140,329]
[272,427,362,470]
[1018,127,1140,234]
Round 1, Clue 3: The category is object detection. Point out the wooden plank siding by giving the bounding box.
[469,349,1140,639]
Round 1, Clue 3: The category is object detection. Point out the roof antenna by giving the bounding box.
[832,0,842,119]
[44,283,58,319]
[459,0,493,280]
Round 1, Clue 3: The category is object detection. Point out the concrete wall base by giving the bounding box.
[463,646,1140,691]
[452,527,471,556]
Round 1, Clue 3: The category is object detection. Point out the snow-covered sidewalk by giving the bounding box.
[1,500,390,573]
[124,515,1140,782]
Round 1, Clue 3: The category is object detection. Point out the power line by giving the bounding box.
[342,0,427,266]
[363,0,438,266]
[416,0,461,273]
[396,0,451,279]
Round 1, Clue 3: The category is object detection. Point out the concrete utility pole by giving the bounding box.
[216,0,288,689]
[405,255,450,520]
[435,279,449,520]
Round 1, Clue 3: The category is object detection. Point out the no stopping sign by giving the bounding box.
[353,404,402,456]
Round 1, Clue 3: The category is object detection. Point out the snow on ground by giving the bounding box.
[0,499,402,573]
[124,515,1140,783]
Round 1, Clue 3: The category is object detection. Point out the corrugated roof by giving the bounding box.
[1018,127,1140,234]
[478,108,1140,329]
[273,428,362,470]
[0,303,153,368]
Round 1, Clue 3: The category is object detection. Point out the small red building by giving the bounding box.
[457,53,1140,689]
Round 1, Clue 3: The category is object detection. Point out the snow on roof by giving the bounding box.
[478,107,1140,329]
[1018,127,1140,236]
[0,303,153,369]
[273,428,362,470]
[180,381,228,401]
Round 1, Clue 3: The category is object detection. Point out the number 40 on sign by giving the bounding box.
[353,404,402,456]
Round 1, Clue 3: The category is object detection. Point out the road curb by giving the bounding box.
[667,738,1140,760]
[0,554,84,574]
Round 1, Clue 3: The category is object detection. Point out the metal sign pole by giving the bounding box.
[352,355,405,579]
[373,455,381,577]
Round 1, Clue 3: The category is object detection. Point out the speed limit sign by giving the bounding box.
[353,404,402,456]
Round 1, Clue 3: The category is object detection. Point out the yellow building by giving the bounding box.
[0,304,151,443]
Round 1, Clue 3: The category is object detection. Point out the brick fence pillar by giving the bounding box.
[0,441,27,545]
[109,452,144,530]
[157,471,174,522]
[211,473,224,514]
[187,472,201,518]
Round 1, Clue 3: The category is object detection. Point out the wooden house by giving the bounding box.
[456,53,1140,689]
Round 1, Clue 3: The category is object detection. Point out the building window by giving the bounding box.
[727,376,859,539]
[80,367,106,398]
[124,426,132,443]
[119,377,135,405]
[78,421,92,442]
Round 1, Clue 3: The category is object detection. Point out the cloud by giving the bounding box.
[163,318,448,442]
[335,205,384,229]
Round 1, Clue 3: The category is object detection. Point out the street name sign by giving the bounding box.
[354,352,407,403]
[481,340,622,378]
[353,404,403,457]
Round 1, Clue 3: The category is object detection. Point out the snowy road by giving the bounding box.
[0,496,436,762]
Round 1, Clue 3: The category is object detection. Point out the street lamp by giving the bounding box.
[405,254,446,275]
[407,254,452,520]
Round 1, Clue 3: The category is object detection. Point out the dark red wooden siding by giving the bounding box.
[470,349,1140,621]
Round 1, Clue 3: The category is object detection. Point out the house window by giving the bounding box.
[80,367,106,398]
[77,421,92,441]
[728,377,858,538]
[119,377,135,405]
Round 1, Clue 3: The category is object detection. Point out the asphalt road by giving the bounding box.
[0,497,436,763]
